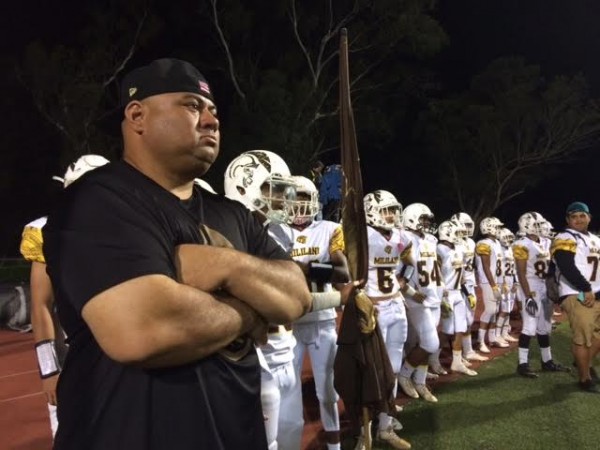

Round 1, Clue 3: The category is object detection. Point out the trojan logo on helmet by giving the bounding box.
[224,150,297,224]
[364,190,402,230]
[52,154,110,188]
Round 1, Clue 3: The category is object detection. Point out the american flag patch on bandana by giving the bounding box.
[199,81,211,95]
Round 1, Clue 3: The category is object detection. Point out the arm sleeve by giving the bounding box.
[43,184,173,313]
[554,250,592,292]
[329,225,345,254]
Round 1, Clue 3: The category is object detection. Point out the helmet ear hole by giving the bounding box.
[237,186,246,195]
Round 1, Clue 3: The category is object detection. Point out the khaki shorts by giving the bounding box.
[561,295,600,347]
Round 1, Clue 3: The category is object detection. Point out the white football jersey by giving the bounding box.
[501,246,516,287]
[512,236,550,283]
[400,231,443,306]
[475,237,503,285]
[460,237,477,288]
[552,229,600,296]
[437,243,465,291]
[263,224,298,368]
[365,226,404,297]
[282,220,344,323]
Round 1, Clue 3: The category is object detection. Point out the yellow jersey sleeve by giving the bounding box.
[329,226,345,254]
[400,242,413,264]
[20,225,45,263]
[551,238,577,256]
[512,245,529,260]
[475,242,491,256]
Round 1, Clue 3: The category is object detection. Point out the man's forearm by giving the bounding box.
[139,293,262,368]
[176,244,311,323]
[515,262,531,296]
[224,258,311,323]
[83,275,262,368]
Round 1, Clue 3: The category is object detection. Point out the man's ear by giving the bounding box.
[123,101,145,133]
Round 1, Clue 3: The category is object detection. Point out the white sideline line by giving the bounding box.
[0,369,38,380]
[0,391,43,403]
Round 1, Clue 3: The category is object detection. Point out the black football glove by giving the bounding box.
[525,297,538,316]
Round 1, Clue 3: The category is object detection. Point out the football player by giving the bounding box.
[437,220,477,376]
[450,212,488,362]
[397,203,444,403]
[355,190,411,449]
[275,176,350,450]
[225,154,356,450]
[224,150,300,450]
[497,228,519,343]
[513,212,568,378]
[475,217,508,353]
[19,154,109,438]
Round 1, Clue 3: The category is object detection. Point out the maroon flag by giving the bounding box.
[333,28,396,447]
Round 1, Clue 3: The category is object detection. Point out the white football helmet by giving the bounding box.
[479,217,504,237]
[364,190,402,230]
[518,212,544,236]
[289,175,320,226]
[499,228,515,247]
[402,202,437,234]
[53,154,110,188]
[539,220,556,239]
[451,212,475,238]
[224,150,296,224]
[438,220,463,245]
[194,178,217,194]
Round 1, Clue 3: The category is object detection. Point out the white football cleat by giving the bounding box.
[479,342,491,354]
[464,351,489,361]
[414,383,438,403]
[451,362,478,376]
[376,426,412,449]
[502,333,518,343]
[426,371,439,380]
[430,362,448,375]
[461,358,473,367]
[398,376,419,399]
[491,337,509,348]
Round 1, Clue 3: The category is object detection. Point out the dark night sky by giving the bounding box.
[1,1,599,256]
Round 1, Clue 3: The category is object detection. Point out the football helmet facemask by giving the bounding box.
[364,190,402,230]
[451,212,475,238]
[53,154,110,188]
[499,227,515,247]
[518,212,544,236]
[539,220,556,239]
[438,220,463,245]
[479,217,504,237]
[289,176,320,226]
[224,150,296,224]
[402,203,437,234]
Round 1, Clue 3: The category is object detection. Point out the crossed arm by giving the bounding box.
[82,245,311,368]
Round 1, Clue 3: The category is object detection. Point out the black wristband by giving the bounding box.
[308,262,335,283]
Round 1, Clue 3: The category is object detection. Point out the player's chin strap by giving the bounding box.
[52,176,65,184]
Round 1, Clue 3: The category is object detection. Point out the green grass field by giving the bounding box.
[345,321,600,450]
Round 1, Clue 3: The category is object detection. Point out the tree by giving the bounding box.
[419,57,600,222]
[195,0,448,177]
[15,1,160,165]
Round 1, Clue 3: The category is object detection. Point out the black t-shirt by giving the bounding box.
[44,161,287,450]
